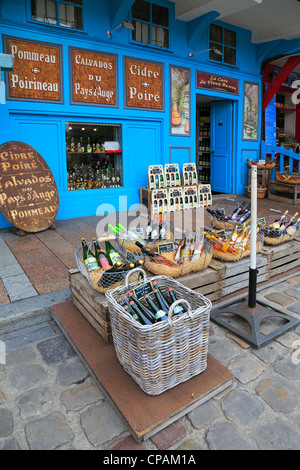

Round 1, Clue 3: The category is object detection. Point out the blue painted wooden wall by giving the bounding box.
[0,0,263,229]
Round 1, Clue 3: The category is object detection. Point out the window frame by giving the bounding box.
[129,0,171,51]
[29,0,84,32]
[209,23,237,67]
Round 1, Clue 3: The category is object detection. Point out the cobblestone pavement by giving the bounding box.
[0,275,300,451]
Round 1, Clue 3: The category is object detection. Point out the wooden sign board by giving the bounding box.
[196,71,239,95]
[124,57,164,110]
[0,141,59,233]
[70,47,117,106]
[3,36,63,102]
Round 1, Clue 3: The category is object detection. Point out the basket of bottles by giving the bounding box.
[259,211,299,246]
[206,199,251,230]
[75,237,143,293]
[110,216,175,256]
[204,226,264,262]
[141,233,213,277]
[105,268,212,395]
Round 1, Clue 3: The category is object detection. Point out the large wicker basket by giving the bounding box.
[75,239,142,293]
[105,268,212,395]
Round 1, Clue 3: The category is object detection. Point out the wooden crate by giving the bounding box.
[69,269,112,343]
[211,253,270,297]
[262,240,300,278]
[178,263,223,303]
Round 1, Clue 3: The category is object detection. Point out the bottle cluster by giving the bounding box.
[117,281,187,325]
[206,201,251,224]
[260,211,300,238]
[204,225,255,255]
[68,162,121,190]
[81,237,143,286]
[68,136,106,154]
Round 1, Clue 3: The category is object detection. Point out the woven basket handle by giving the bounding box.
[167,299,192,326]
[125,267,147,287]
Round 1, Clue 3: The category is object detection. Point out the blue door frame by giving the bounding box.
[210,100,233,193]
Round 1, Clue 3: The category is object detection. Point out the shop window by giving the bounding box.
[209,24,236,66]
[31,0,83,30]
[131,0,169,49]
[66,123,122,190]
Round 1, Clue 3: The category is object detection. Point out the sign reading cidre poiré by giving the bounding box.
[124,57,164,110]
[70,47,117,106]
[0,141,59,233]
[4,36,62,102]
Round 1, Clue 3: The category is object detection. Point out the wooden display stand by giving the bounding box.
[182,163,198,186]
[147,165,165,190]
[198,184,212,207]
[183,185,199,210]
[164,163,181,187]
[151,188,169,214]
[169,187,183,211]
[51,300,233,442]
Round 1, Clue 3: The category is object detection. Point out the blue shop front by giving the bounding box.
[0,0,266,229]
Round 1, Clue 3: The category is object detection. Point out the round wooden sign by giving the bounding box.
[0,141,59,233]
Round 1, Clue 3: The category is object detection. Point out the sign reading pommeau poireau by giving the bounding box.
[0,141,59,233]
[4,36,62,102]
[70,47,117,106]
[124,57,164,110]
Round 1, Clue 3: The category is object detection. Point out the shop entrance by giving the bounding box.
[196,95,233,193]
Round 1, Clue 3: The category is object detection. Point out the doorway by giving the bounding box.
[196,95,233,193]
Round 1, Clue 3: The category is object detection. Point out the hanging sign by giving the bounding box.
[0,141,59,233]
[124,57,164,110]
[196,71,239,95]
[4,36,63,102]
[70,47,117,106]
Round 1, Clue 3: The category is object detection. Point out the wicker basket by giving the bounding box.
[206,229,264,262]
[245,186,267,199]
[105,268,212,395]
[208,198,251,230]
[142,238,212,277]
[75,239,142,293]
[247,160,275,170]
[260,214,299,246]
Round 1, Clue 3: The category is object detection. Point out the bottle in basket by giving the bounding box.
[152,281,170,312]
[144,293,168,322]
[174,238,186,261]
[168,288,186,315]
[81,238,99,272]
[127,295,156,325]
[105,240,122,265]
[97,249,111,269]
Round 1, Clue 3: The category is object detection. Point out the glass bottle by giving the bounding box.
[87,137,92,153]
[144,293,168,322]
[97,249,111,269]
[105,240,122,265]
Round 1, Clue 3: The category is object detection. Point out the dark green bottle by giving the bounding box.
[105,240,122,265]
[168,287,186,315]
[128,292,156,323]
[129,300,153,325]
[144,293,168,322]
[152,281,170,312]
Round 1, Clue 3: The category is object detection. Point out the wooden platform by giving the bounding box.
[51,300,233,442]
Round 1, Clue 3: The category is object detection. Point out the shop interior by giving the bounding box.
[196,94,231,193]
[65,122,123,191]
